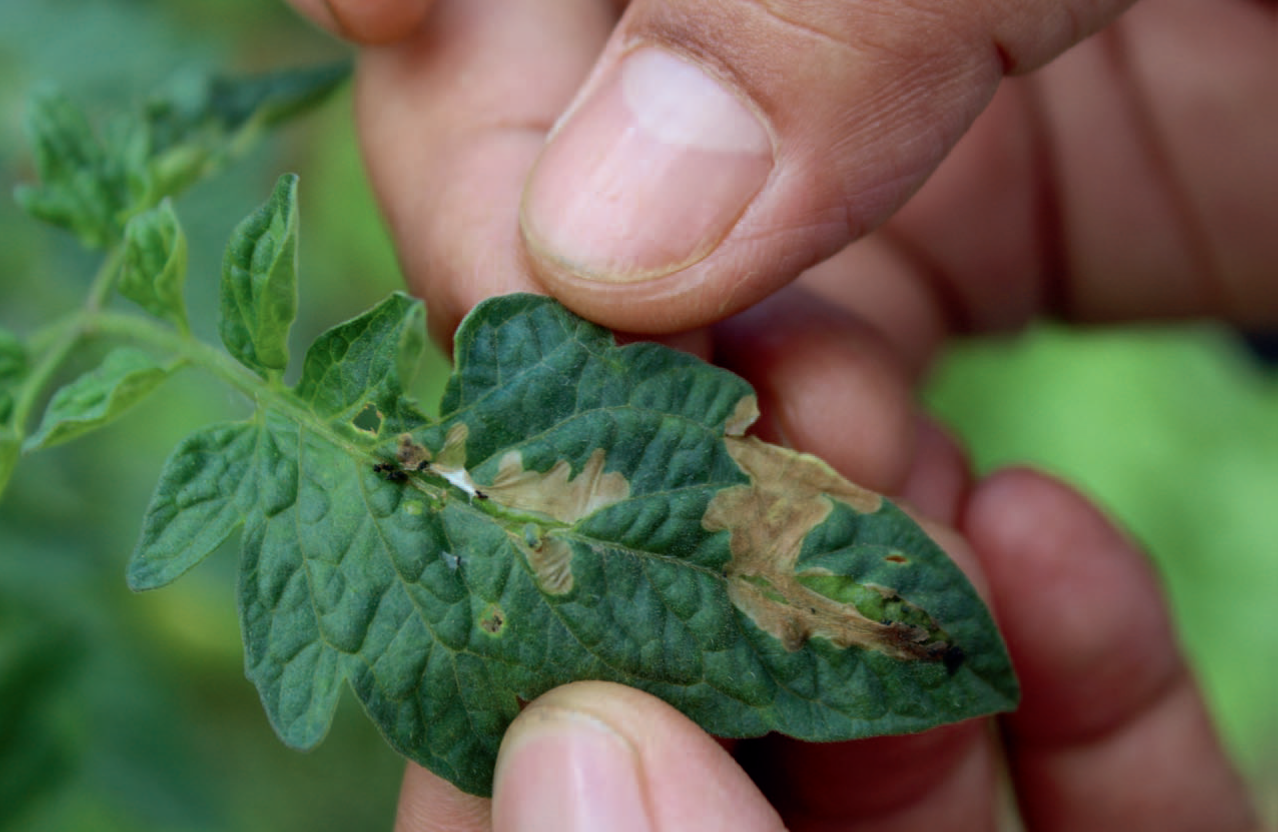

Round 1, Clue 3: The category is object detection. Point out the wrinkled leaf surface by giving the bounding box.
[219,173,298,378]
[24,347,175,451]
[120,199,188,331]
[131,292,1019,796]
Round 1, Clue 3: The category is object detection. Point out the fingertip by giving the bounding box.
[289,0,431,44]
[494,682,783,832]
[966,469,1259,830]
[522,249,779,334]
[962,468,1179,741]
[493,701,653,832]
[518,45,774,321]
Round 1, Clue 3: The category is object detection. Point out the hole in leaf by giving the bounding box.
[884,554,908,564]
[352,403,382,434]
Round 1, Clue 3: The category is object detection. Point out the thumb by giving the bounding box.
[491,682,783,832]
[520,0,1134,332]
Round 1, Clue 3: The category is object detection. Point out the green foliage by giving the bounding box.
[0,598,79,828]
[12,87,136,248]
[120,199,189,332]
[23,346,177,451]
[125,281,1015,795]
[2,64,348,501]
[1,10,405,828]
[219,173,299,378]
[12,62,348,250]
[8,61,1016,798]
[0,329,27,491]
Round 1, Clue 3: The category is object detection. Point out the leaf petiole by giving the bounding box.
[9,244,127,435]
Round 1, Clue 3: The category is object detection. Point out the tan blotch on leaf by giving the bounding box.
[486,449,630,525]
[724,395,760,437]
[485,449,629,595]
[704,436,942,659]
[418,423,486,497]
[524,537,576,595]
[396,433,430,470]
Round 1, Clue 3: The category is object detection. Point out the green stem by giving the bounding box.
[91,311,263,400]
[90,310,450,506]
[12,254,453,506]
[10,244,126,434]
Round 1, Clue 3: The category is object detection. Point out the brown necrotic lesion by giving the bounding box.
[522,537,576,595]
[703,435,955,663]
[491,450,631,596]
[485,449,630,525]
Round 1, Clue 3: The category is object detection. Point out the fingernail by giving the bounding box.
[522,48,773,282]
[493,707,653,832]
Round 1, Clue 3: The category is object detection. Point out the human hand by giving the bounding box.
[279,1,1273,827]
[384,467,1258,832]
[285,0,1275,348]
[283,0,1276,496]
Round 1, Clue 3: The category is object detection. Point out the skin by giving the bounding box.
[284,0,1275,828]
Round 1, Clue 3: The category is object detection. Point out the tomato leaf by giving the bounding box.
[119,199,189,331]
[219,174,298,379]
[13,64,348,247]
[23,347,177,452]
[141,61,349,201]
[12,88,133,248]
[130,291,1018,796]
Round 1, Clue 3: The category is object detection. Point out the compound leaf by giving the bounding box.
[142,62,349,200]
[133,292,1019,797]
[119,199,189,331]
[14,64,348,246]
[23,347,176,452]
[13,88,133,248]
[219,174,298,379]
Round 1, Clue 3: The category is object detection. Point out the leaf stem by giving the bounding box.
[91,311,260,400]
[10,244,126,434]
[90,310,449,505]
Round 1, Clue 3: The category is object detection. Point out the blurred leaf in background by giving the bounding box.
[1,0,1274,829]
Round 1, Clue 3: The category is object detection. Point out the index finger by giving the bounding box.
[354,0,616,342]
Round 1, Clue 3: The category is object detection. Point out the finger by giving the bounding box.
[898,418,973,529]
[491,681,784,832]
[1017,0,1278,325]
[711,288,917,495]
[355,0,616,343]
[394,761,491,832]
[742,722,998,832]
[284,0,432,44]
[518,0,1136,332]
[834,0,1278,347]
[964,469,1258,831]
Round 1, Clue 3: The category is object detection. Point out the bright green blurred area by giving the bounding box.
[929,325,1278,819]
[0,1,1274,829]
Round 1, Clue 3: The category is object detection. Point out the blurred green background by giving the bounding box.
[0,1,1273,829]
